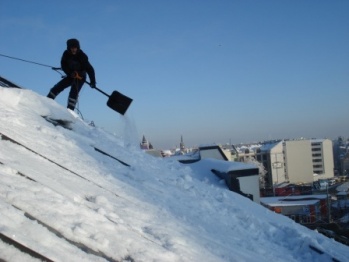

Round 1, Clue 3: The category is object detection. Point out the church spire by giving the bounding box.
[140,135,149,150]
[180,135,185,151]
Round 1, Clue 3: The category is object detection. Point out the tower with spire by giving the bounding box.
[140,135,153,150]
[180,135,185,152]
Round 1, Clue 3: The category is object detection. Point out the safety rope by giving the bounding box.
[0,53,64,77]
[0,53,54,68]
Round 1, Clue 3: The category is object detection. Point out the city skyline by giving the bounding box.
[142,133,345,151]
[1,1,348,149]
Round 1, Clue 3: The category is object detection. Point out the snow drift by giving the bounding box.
[0,86,348,261]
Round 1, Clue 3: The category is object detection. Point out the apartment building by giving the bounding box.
[284,140,313,183]
[256,141,287,187]
[257,139,334,188]
[311,139,334,181]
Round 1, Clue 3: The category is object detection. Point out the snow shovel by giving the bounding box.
[86,82,133,115]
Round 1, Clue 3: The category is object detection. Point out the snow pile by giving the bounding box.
[0,87,348,261]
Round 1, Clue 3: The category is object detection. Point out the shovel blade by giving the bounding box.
[107,90,133,115]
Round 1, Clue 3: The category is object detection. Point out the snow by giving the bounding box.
[0,86,348,262]
[261,197,320,207]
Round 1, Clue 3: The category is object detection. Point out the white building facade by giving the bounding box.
[284,140,313,184]
[257,139,334,188]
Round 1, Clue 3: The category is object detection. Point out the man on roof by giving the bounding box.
[47,38,96,111]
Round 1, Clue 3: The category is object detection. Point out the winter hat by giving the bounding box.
[67,38,80,49]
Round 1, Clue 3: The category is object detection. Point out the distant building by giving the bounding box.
[140,135,153,150]
[180,135,185,152]
[273,183,313,196]
[332,136,348,175]
[341,154,349,176]
[161,150,173,157]
[235,144,260,162]
[173,135,192,155]
[257,141,286,187]
[261,195,329,225]
[257,139,334,189]
[284,140,313,184]
[311,139,334,181]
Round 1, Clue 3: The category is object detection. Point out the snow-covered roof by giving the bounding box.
[1,86,348,261]
[261,195,327,207]
[261,198,320,207]
[259,141,281,151]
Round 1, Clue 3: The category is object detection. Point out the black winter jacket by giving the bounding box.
[61,49,96,84]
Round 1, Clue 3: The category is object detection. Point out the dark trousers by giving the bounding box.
[47,77,85,110]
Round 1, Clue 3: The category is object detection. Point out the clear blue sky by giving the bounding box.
[1,0,348,149]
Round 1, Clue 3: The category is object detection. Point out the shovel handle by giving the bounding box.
[85,81,110,98]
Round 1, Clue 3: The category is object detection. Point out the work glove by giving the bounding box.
[90,82,96,88]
